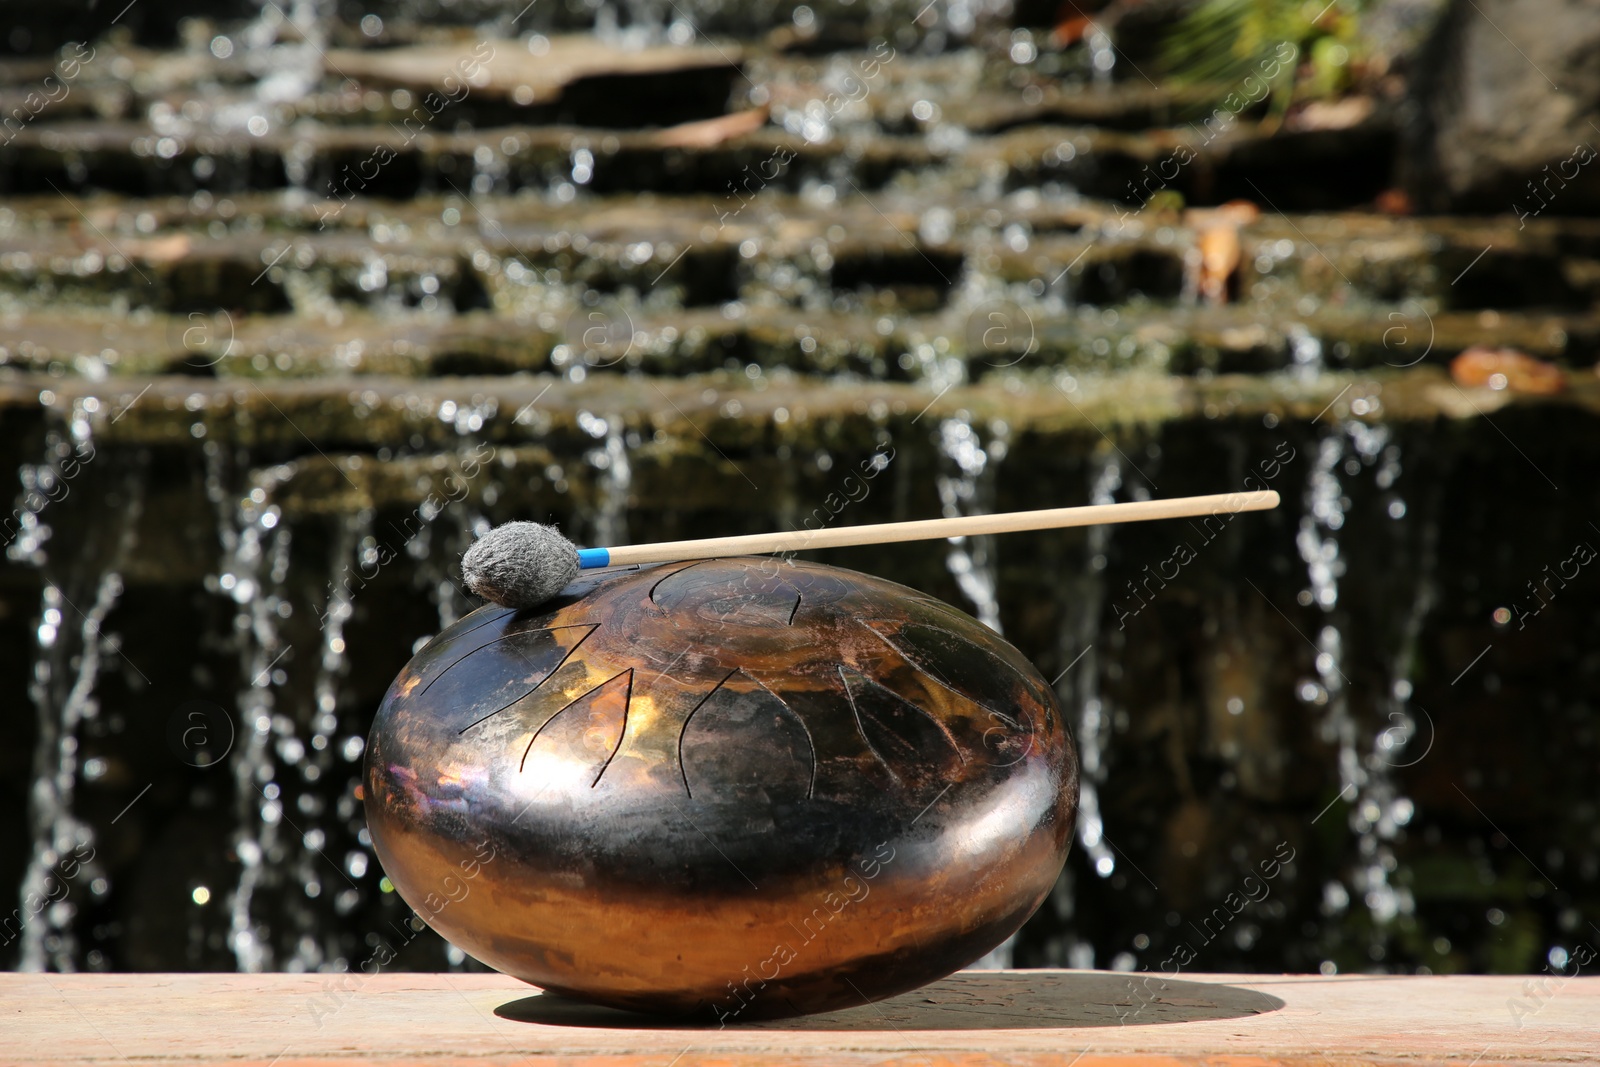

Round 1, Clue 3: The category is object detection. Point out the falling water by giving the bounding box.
[1086,27,1117,89]
[1296,402,1420,959]
[392,457,490,969]
[1031,449,1124,971]
[581,413,633,548]
[215,452,382,974]
[1354,429,1428,957]
[14,408,142,972]
[249,0,331,95]
[1375,442,1437,800]
[291,508,375,971]
[206,444,292,972]
[424,508,484,639]
[473,143,510,198]
[934,415,1006,633]
[228,1,338,204]
[1289,324,1324,382]
[407,521,451,646]
[1069,452,1121,883]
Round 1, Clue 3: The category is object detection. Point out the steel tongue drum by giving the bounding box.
[364,556,1078,1020]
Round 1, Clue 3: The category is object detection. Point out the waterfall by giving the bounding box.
[935,415,1006,633]
[214,1,337,202]
[207,445,293,972]
[15,408,143,972]
[1297,411,1421,962]
[581,413,633,549]
[292,508,375,971]
[420,508,483,639]
[1027,449,1124,970]
[1364,442,1436,964]
[1376,444,1437,786]
[1087,27,1116,88]
[1069,452,1121,886]
[213,445,380,975]
[474,143,510,199]
[1289,324,1324,382]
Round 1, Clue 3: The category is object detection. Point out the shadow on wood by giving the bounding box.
[494,971,1287,1030]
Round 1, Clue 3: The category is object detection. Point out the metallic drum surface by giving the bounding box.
[365,558,1079,1019]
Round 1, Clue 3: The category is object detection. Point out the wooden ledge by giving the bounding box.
[6,969,1595,1066]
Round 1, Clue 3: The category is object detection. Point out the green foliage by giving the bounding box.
[1162,0,1367,119]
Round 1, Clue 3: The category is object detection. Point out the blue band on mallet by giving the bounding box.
[576,547,611,569]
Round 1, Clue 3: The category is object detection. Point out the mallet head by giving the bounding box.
[461,521,580,610]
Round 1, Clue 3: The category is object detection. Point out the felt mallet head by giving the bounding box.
[461,522,581,610]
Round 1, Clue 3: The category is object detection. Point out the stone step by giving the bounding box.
[0,36,1179,157]
[0,118,917,197]
[5,188,1599,322]
[0,36,1217,139]
[0,304,1592,384]
[0,0,1017,56]
[14,364,1596,457]
[0,109,1398,210]
[743,47,1229,136]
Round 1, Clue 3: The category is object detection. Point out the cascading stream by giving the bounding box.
[582,413,633,550]
[15,407,144,972]
[935,415,1006,634]
[287,509,374,971]
[207,445,292,972]
[1296,394,1421,960]
[1069,452,1122,888]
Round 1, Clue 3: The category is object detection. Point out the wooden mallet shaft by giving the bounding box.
[580,490,1280,568]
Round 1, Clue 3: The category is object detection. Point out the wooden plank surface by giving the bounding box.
[5,969,1595,1066]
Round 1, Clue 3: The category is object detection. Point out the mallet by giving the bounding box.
[461,490,1279,611]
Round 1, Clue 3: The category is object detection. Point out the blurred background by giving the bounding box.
[2,0,1598,984]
